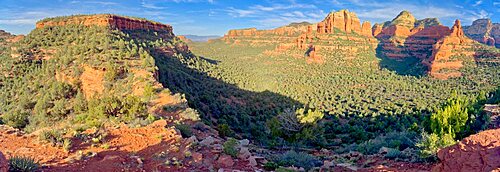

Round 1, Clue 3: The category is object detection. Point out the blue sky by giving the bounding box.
[0,0,498,36]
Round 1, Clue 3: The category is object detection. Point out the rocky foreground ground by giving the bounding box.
[1,121,500,171]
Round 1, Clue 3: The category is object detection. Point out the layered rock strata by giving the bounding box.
[425,20,475,79]
[36,14,173,34]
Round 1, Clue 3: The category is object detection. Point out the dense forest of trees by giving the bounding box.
[183,40,499,151]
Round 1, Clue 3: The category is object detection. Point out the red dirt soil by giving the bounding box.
[0,118,257,172]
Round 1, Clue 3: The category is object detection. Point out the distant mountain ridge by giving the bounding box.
[219,10,484,79]
[463,18,500,48]
[180,34,220,42]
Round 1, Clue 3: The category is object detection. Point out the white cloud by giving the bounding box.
[465,9,491,21]
[472,0,482,7]
[167,0,214,3]
[70,1,117,5]
[225,2,324,29]
[226,7,257,17]
[141,0,166,9]
[0,19,38,25]
[355,3,461,24]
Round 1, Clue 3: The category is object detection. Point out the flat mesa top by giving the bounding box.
[35,14,172,31]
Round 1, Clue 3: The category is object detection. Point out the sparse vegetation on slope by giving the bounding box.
[0,18,189,133]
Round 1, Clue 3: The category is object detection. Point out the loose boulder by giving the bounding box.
[0,152,8,172]
[433,128,500,172]
[216,154,235,168]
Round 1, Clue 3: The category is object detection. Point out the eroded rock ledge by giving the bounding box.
[35,14,173,33]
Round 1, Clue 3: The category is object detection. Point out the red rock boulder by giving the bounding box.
[216,154,235,168]
[0,152,8,172]
[432,128,500,172]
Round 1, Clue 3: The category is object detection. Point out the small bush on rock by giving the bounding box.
[175,123,193,138]
[273,150,321,170]
[223,138,239,157]
[217,124,235,138]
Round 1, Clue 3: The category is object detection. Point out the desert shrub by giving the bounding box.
[275,167,296,172]
[276,108,302,136]
[63,138,72,152]
[416,94,472,160]
[263,161,279,171]
[273,150,321,170]
[8,156,39,172]
[162,103,186,113]
[217,124,235,138]
[416,132,455,160]
[39,129,65,147]
[223,138,239,157]
[296,108,324,124]
[178,108,200,121]
[384,148,402,159]
[430,95,469,139]
[295,125,326,147]
[399,148,420,162]
[355,131,416,155]
[78,95,148,127]
[74,129,108,144]
[3,110,29,129]
[175,123,193,138]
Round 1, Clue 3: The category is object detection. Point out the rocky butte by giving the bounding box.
[36,14,173,35]
[30,14,182,98]
[373,11,479,79]
[374,11,450,59]
[463,18,500,48]
[425,20,475,79]
[222,22,312,46]
[222,9,377,63]
[219,10,490,79]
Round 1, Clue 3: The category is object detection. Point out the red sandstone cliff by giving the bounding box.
[219,9,481,74]
[425,20,475,79]
[375,11,448,59]
[372,24,383,37]
[373,11,480,79]
[361,21,372,37]
[178,35,193,43]
[316,10,363,34]
[221,10,378,63]
[36,14,173,34]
